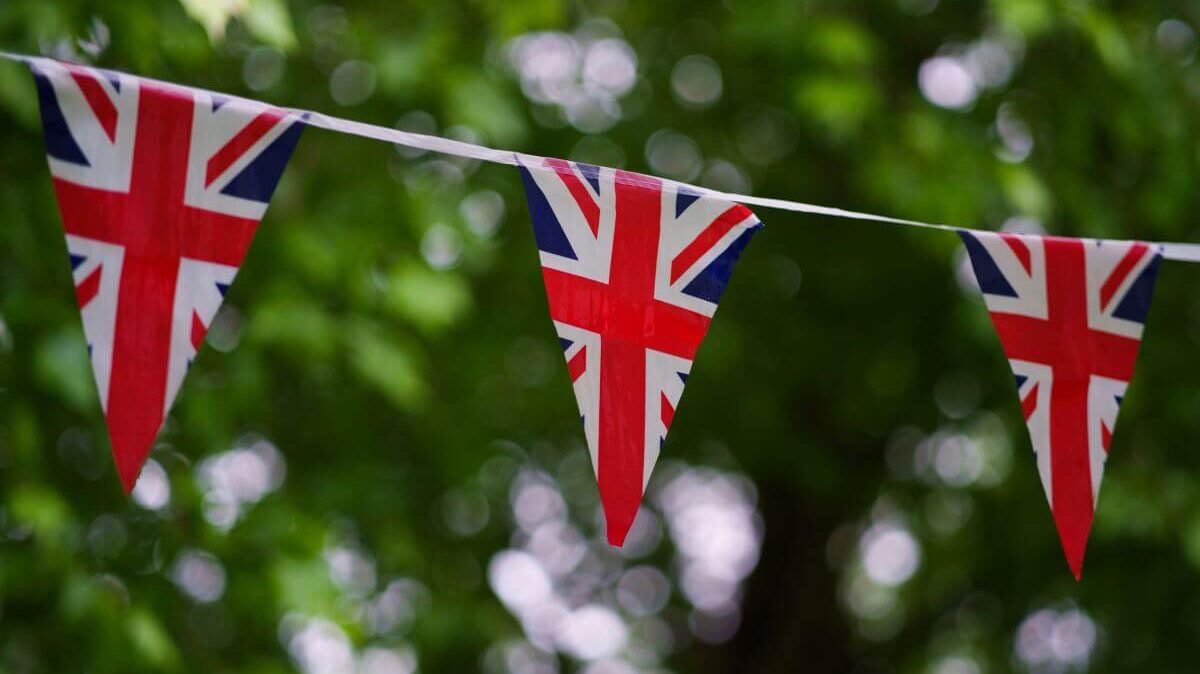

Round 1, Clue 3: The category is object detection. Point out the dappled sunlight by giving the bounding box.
[195,434,286,531]
[1015,608,1098,671]
[171,549,226,603]
[485,459,763,670]
[506,23,638,133]
[130,458,170,511]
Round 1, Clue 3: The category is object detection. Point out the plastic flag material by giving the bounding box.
[959,231,1162,578]
[519,157,762,545]
[30,57,305,491]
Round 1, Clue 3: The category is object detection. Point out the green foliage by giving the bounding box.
[2,0,1200,673]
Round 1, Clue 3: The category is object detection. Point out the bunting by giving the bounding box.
[29,57,305,490]
[519,157,761,545]
[959,231,1162,578]
[6,54,1198,577]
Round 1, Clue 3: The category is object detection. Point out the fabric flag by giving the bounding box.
[29,57,305,491]
[959,230,1162,578]
[518,157,762,545]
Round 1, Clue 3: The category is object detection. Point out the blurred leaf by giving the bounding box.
[34,326,96,413]
[177,0,294,49]
[445,74,527,146]
[1076,7,1135,76]
[9,483,72,543]
[0,60,38,129]
[809,19,877,69]
[248,291,338,361]
[475,0,563,37]
[383,263,473,333]
[177,0,242,41]
[998,163,1053,219]
[794,75,881,139]
[992,0,1056,39]
[242,0,297,52]
[345,320,428,410]
[272,556,341,615]
[127,609,182,669]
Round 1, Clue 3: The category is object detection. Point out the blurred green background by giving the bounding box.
[3,0,1200,672]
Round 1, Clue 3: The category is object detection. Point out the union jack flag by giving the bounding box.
[30,57,304,491]
[960,230,1162,578]
[519,157,761,545]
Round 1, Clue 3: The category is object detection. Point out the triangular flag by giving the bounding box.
[29,57,304,491]
[518,156,761,545]
[959,230,1162,578]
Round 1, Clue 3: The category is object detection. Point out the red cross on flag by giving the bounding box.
[519,157,762,545]
[959,230,1162,578]
[29,57,305,491]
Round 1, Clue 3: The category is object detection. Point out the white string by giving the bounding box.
[300,110,520,166]
[6,51,1200,263]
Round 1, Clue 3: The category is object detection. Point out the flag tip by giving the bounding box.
[1051,510,1093,582]
[113,447,146,494]
[1059,532,1088,582]
[604,515,634,547]
[118,465,139,495]
[1067,553,1085,582]
[602,501,639,547]
[107,422,161,496]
